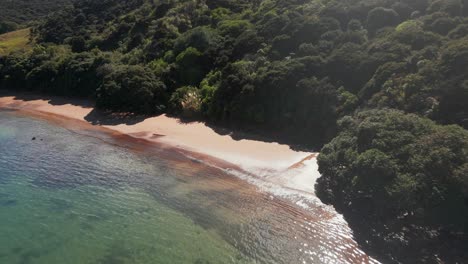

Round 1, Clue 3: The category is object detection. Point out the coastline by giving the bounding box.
[0,93,321,195]
[0,95,381,264]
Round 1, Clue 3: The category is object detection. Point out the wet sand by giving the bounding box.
[0,93,320,194]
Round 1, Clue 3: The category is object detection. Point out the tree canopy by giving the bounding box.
[317,109,468,263]
[0,0,71,33]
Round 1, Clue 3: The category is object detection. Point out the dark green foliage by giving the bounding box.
[174,47,206,86]
[367,7,400,34]
[69,36,87,53]
[435,38,468,127]
[0,46,110,96]
[0,21,17,34]
[428,0,464,16]
[0,0,71,24]
[96,64,167,114]
[317,110,468,262]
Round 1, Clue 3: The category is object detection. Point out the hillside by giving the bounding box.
[0,0,467,263]
[0,0,72,34]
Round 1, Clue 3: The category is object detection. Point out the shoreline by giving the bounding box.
[0,95,380,264]
[0,92,321,195]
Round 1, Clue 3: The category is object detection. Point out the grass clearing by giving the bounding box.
[0,28,32,56]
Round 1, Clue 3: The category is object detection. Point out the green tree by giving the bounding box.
[175,47,206,86]
[96,64,167,113]
[367,7,400,34]
[0,20,17,34]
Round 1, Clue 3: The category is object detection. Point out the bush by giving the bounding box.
[169,86,202,118]
[367,7,400,34]
[0,21,17,34]
[175,47,206,86]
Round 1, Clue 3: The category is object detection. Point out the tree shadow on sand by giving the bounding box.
[84,108,148,126]
[1,90,93,108]
[170,113,317,152]
[0,90,148,126]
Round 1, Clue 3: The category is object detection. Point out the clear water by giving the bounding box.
[0,110,375,264]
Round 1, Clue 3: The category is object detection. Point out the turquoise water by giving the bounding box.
[0,110,374,264]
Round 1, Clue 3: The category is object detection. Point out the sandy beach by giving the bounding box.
[0,93,320,194]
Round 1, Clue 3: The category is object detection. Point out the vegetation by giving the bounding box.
[0,0,71,37]
[0,0,467,262]
[0,0,71,25]
[317,110,468,263]
[0,29,32,55]
[0,21,18,35]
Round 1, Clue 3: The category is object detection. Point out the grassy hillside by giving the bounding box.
[0,1,467,262]
[0,28,31,55]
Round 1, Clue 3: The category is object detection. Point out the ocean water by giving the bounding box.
[0,110,376,264]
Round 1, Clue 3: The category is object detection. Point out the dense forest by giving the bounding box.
[0,0,467,262]
[0,0,72,34]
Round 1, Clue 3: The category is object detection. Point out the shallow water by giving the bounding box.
[0,110,377,264]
